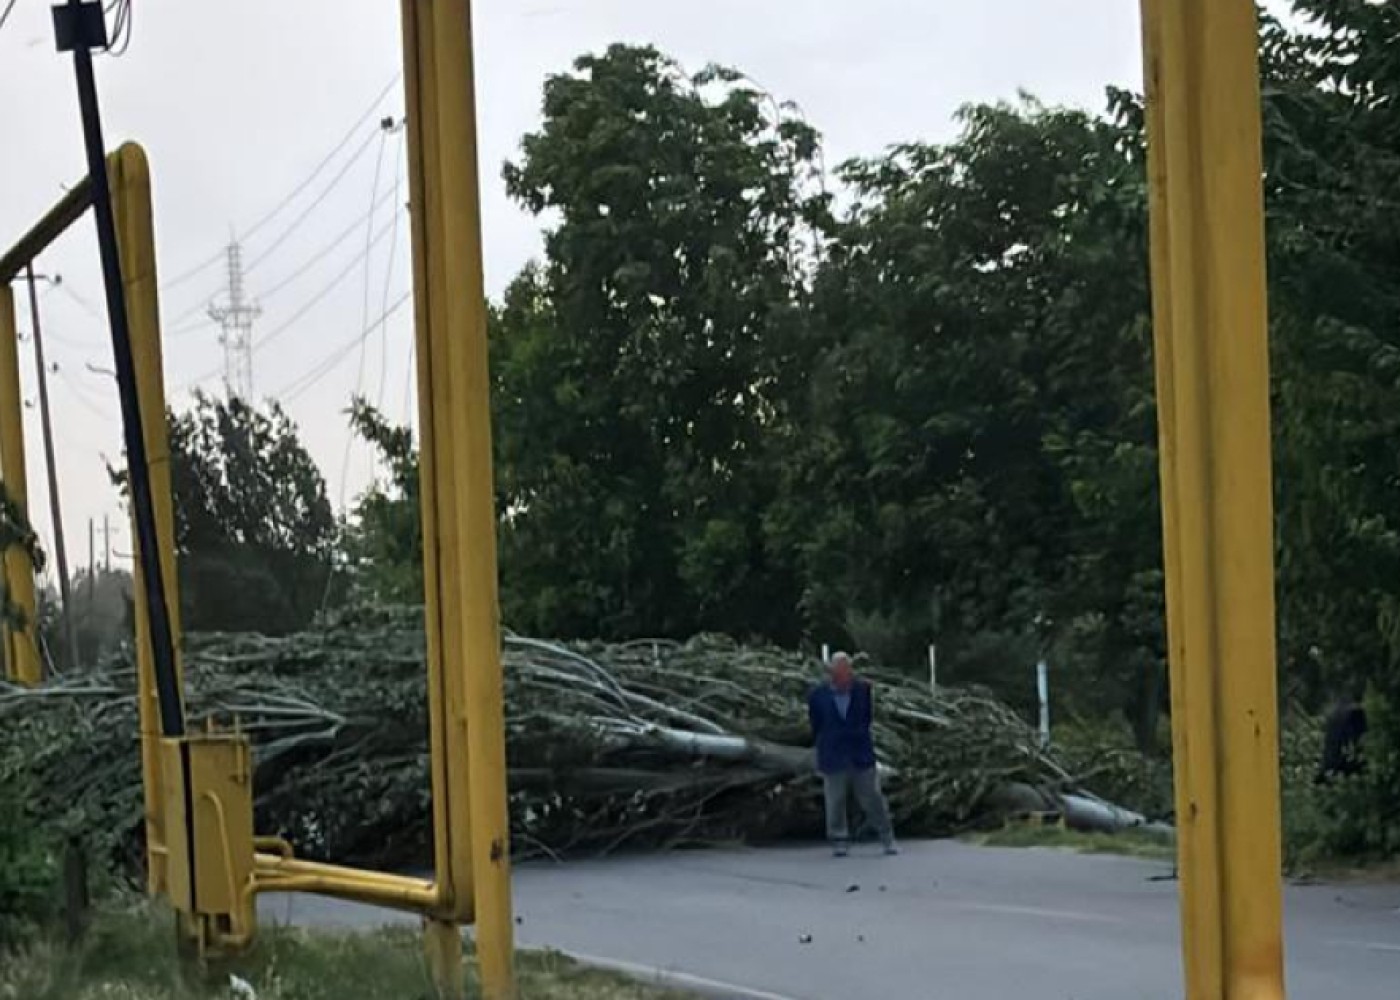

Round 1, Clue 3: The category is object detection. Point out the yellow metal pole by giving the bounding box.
[1139,2,1286,998]
[401,0,474,930]
[428,0,515,995]
[0,284,40,686]
[109,142,186,898]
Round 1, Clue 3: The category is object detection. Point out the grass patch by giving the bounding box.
[970,822,1176,861]
[0,900,695,1000]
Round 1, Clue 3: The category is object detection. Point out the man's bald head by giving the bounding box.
[828,650,854,690]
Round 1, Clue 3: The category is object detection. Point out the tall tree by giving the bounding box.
[494,44,828,640]
[775,98,1160,720]
[166,393,335,634]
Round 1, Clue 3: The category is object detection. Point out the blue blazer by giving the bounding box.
[808,680,877,774]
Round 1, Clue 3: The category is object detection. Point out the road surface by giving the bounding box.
[259,841,1400,999]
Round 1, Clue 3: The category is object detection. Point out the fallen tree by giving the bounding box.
[0,605,1159,868]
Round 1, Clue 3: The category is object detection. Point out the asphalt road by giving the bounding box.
[259,841,1400,999]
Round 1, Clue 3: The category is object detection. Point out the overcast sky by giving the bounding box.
[0,0,1142,582]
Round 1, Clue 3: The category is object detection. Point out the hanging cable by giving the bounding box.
[242,76,399,243]
[276,289,413,403]
[260,183,399,301]
[375,128,406,411]
[102,0,132,57]
[172,208,405,391]
[160,247,227,293]
[159,75,399,295]
[332,126,393,571]
[244,126,383,273]
[0,0,20,33]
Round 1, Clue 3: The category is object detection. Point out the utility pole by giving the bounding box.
[102,513,111,572]
[208,240,259,400]
[23,266,80,667]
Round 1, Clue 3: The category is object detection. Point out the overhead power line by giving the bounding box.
[244,126,383,273]
[252,210,404,353]
[260,183,401,301]
[0,0,20,33]
[241,76,400,244]
[174,207,405,391]
[159,75,400,294]
[278,289,414,403]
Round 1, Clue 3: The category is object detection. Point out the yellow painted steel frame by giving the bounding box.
[243,4,516,996]
[1140,1,1286,998]
[111,145,188,900]
[1,144,190,894]
[0,286,40,685]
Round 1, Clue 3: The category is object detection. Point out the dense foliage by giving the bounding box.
[165,393,336,634]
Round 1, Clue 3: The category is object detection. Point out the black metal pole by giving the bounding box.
[52,0,183,736]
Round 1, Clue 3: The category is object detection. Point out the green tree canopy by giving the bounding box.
[492,44,828,640]
[167,393,335,634]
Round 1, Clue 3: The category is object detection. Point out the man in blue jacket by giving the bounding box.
[808,651,897,857]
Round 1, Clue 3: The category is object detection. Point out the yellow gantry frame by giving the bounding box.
[1,2,516,992]
[1140,1,1286,997]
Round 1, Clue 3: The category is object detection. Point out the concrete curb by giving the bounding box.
[562,948,803,1000]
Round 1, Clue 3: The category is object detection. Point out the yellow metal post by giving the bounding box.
[0,284,40,686]
[402,0,475,936]
[422,0,516,995]
[1139,2,1286,998]
[109,142,186,897]
[424,918,466,1000]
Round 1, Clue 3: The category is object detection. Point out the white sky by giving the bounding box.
[0,0,1141,580]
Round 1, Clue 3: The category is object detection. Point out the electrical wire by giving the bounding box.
[55,281,103,321]
[275,289,413,403]
[242,76,399,244]
[253,211,402,353]
[244,126,383,273]
[173,208,405,391]
[160,247,227,294]
[259,182,400,301]
[159,75,399,295]
[375,132,406,411]
[330,127,392,597]
[57,368,115,420]
[104,0,133,57]
[400,336,416,427]
[0,0,20,33]
[161,157,401,339]
[349,130,392,425]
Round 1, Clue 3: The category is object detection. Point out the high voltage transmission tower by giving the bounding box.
[208,240,259,398]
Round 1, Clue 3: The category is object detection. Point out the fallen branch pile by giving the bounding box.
[0,606,1123,868]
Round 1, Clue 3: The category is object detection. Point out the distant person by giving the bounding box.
[807,651,897,857]
[1318,693,1368,784]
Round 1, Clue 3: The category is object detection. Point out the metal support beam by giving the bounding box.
[109,142,187,897]
[428,1,515,993]
[0,182,91,284]
[401,0,474,939]
[401,0,515,996]
[1139,2,1287,997]
[0,284,40,685]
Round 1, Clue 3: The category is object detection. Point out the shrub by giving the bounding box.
[0,775,56,948]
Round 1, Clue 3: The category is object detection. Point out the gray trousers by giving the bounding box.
[822,767,894,846]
